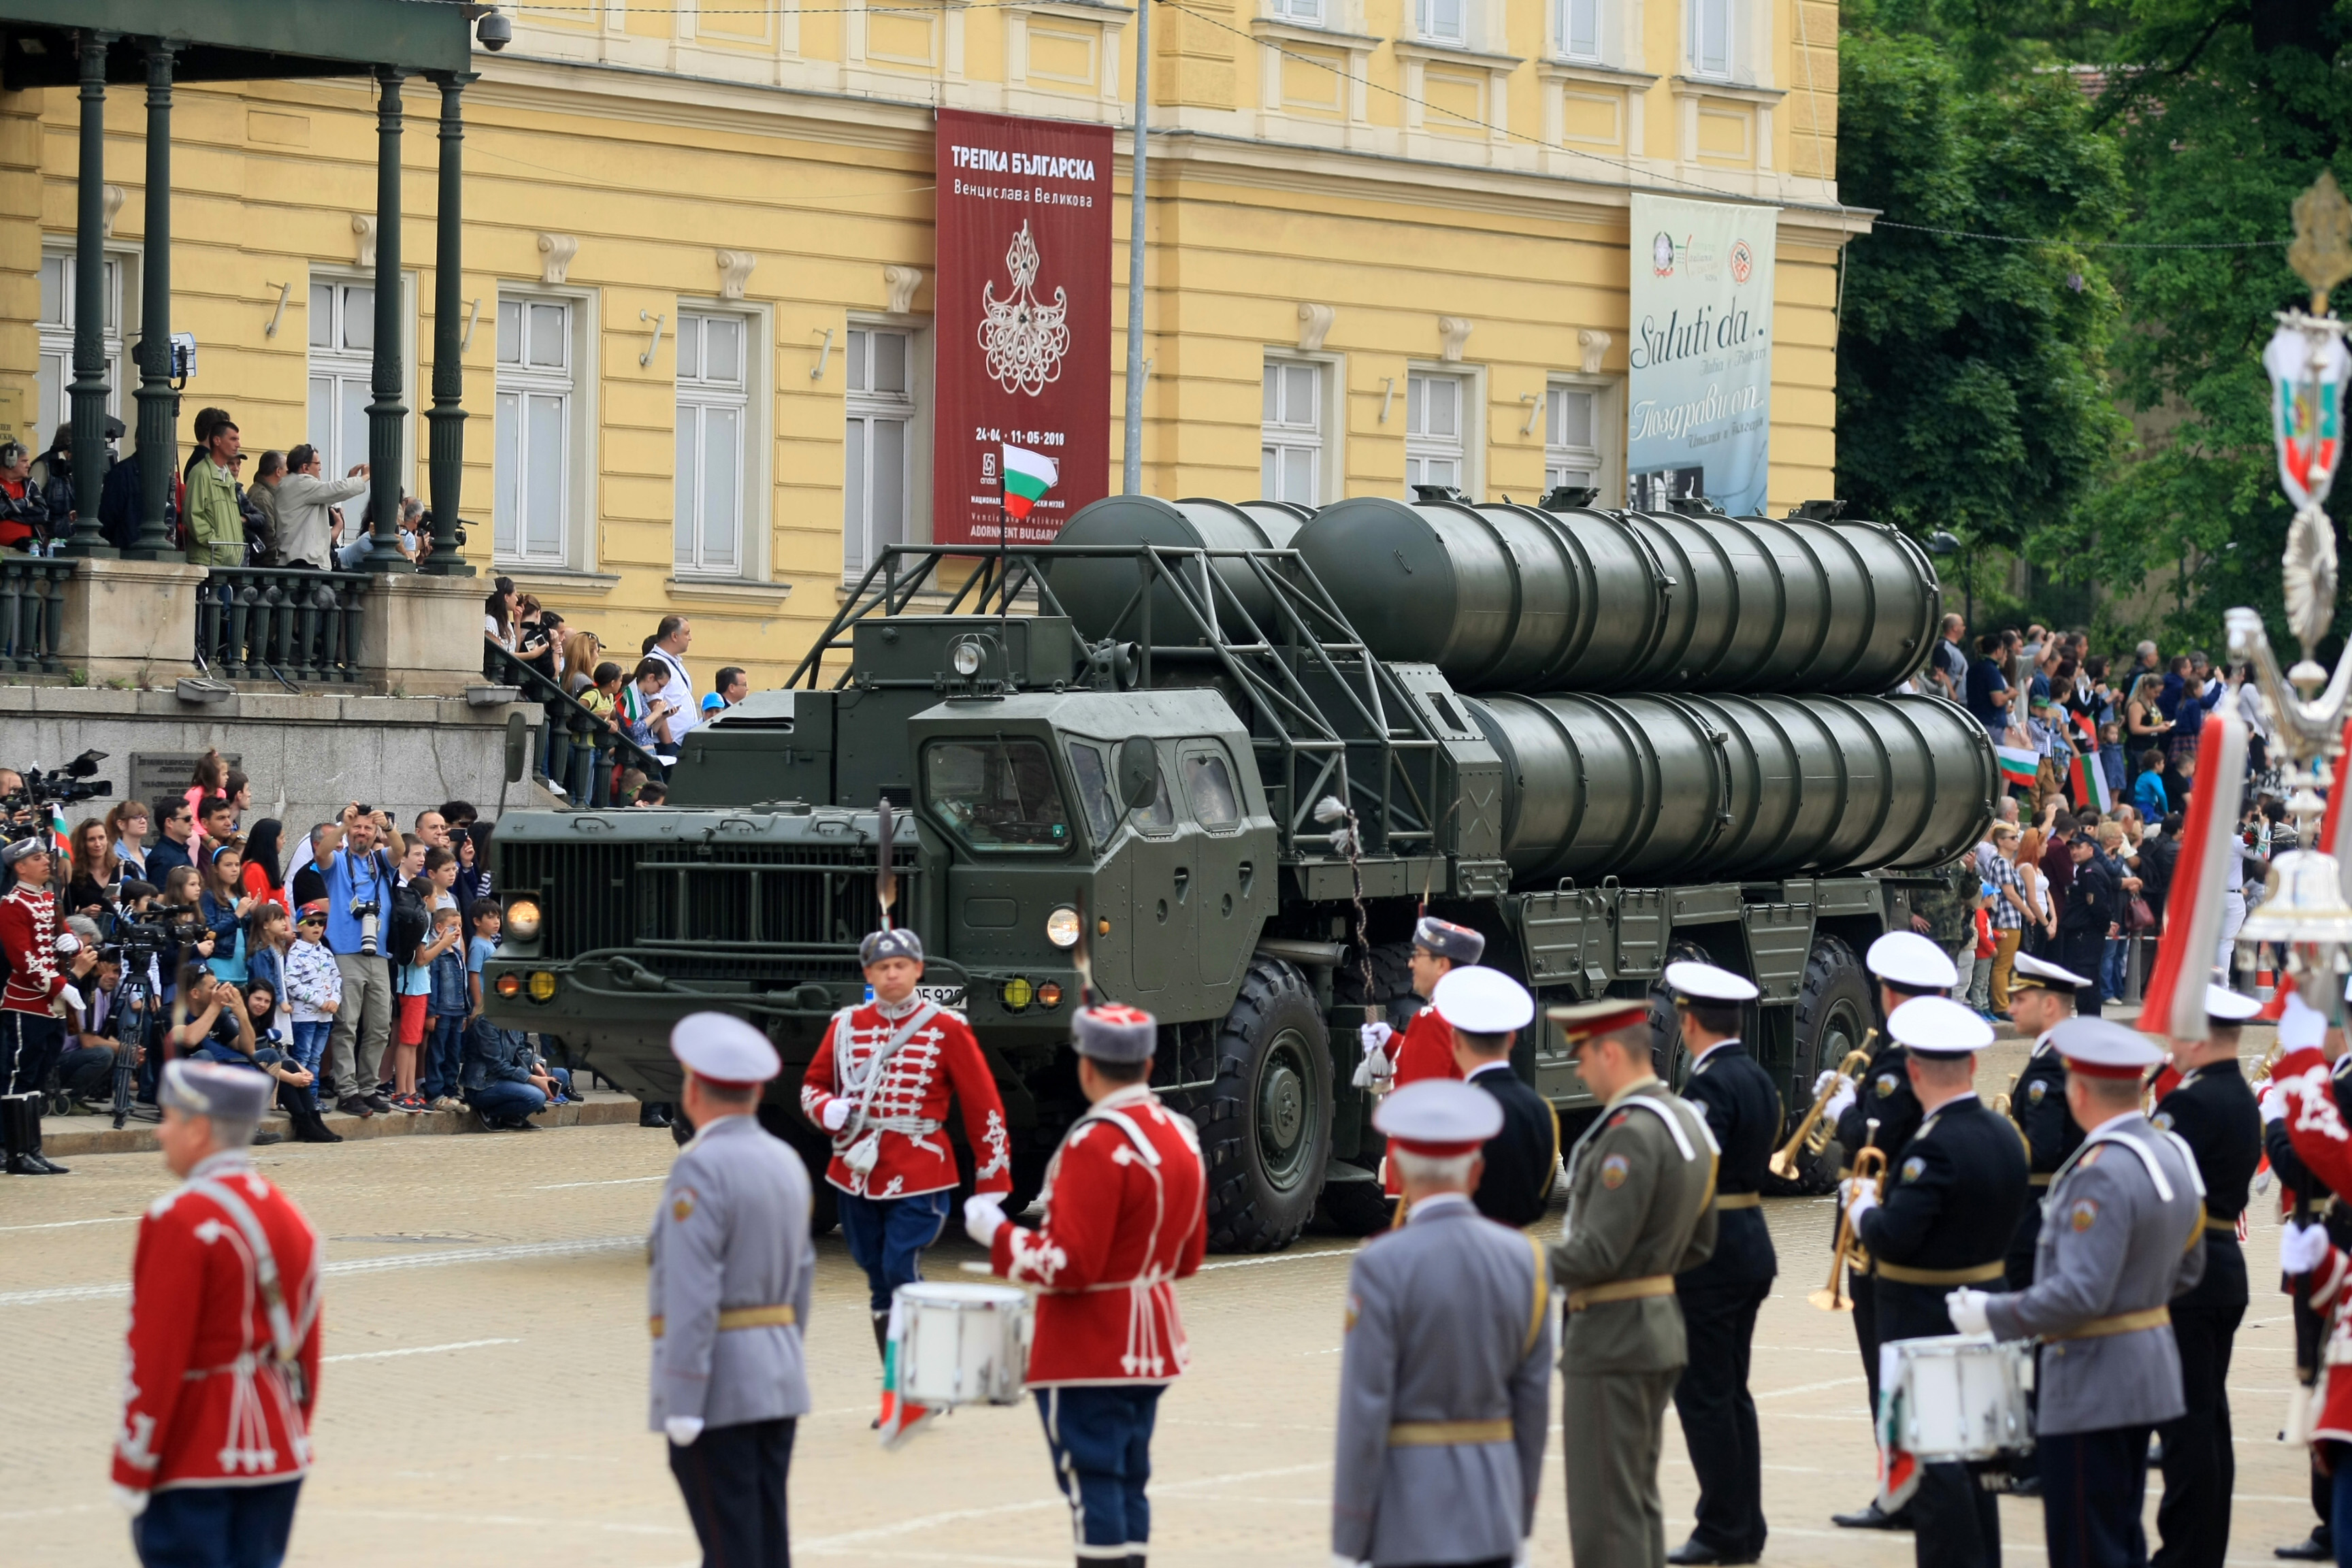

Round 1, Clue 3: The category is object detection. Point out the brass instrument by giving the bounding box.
[1810,1133,1888,1313]
[1992,1092,2012,1115]
[1769,1044,1874,1180]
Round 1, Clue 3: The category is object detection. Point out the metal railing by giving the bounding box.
[195,567,371,683]
[0,557,74,674]
[484,643,665,806]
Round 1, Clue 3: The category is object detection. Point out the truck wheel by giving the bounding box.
[1194,957,1334,1253]
[757,1102,841,1235]
[1315,1157,1394,1235]
[1766,934,1872,1198]
[1335,940,1418,1030]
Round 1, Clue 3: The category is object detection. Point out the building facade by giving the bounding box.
[0,0,1850,687]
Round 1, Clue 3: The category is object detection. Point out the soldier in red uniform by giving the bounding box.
[1357,916,1485,1200]
[1,833,96,1174]
[965,1002,1207,1568]
[114,1058,322,1568]
[800,927,1011,1390]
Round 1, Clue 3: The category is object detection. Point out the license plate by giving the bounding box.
[865,983,968,1010]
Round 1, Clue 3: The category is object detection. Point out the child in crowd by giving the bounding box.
[1967,880,1997,1017]
[2098,721,2128,798]
[2132,748,2169,822]
[424,906,471,1111]
[466,898,501,1030]
[400,873,466,1113]
[283,901,342,1119]
[245,903,291,1022]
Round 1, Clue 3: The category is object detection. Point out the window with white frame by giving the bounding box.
[844,327,916,576]
[493,295,576,566]
[1418,0,1463,42]
[1405,371,1467,493]
[1545,382,1605,491]
[1270,0,1324,20]
[308,280,380,482]
[36,250,128,446]
[1560,0,1600,59]
[1262,359,1322,505]
[1690,0,1731,77]
[674,312,749,576]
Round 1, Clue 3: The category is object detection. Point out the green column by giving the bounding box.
[124,38,181,563]
[59,29,117,557]
[421,70,476,576]
[361,67,412,574]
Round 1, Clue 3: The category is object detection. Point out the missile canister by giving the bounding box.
[1045,495,1295,643]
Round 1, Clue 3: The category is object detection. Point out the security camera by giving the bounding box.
[477,7,513,50]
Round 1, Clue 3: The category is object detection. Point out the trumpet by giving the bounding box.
[1810,1140,1888,1312]
[1769,1043,1874,1180]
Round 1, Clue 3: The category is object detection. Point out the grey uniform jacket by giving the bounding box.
[647,1113,817,1431]
[1332,1194,1554,1567]
[1981,1111,2206,1436]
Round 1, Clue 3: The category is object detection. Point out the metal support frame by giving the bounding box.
[421,69,476,574]
[59,29,117,558]
[361,67,412,573]
[125,39,180,561]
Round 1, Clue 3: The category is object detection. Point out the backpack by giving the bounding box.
[387,878,431,966]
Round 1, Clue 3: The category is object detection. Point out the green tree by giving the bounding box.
[1833,26,2129,553]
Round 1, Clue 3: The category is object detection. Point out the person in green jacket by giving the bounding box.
[183,416,245,567]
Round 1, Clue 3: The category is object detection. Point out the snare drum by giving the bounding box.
[1883,1335,2034,1462]
[894,1281,1033,1407]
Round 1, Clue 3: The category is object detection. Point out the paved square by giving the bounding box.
[0,1049,2310,1565]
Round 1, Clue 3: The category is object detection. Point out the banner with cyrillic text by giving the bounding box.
[934,108,1112,547]
[1625,195,1778,517]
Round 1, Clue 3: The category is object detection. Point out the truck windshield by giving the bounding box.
[924,738,1073,851]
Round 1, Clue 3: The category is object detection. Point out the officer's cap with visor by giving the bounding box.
[860,927,924,967]
[1886,994,1994,1059]
[1373,1077,1503,1156]
[1073,1003,1157,1064]
[1431,965,1533,1034]
[2010,952,2089,994]
[1545,997,1652,1061]
[158,1058,272,1132]
[670,1011,782,1089]
[2048,1015,2166,1079]
[2204,985,2262,1026]
[1866,930,1959,996]
[1412,916,1486,965]
[1665,960,1760,1007]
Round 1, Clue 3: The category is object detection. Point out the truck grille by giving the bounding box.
[501,842,918,961]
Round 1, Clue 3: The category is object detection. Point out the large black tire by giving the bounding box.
[1315,1161,1394,1235]
[1192,957,1335,1252]
[757,1102,841,1235]
[1764,933,1872,1198]
[1335,940,1419,1031]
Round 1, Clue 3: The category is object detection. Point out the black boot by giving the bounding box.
[291,1105,342,1144]
[871,1311,890,1365]
[5,1095,59,1175]
[1,1093,31,1174]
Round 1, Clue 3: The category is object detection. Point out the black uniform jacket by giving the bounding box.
[2155,1058,2261,1313]
[1467,1061,1558,1229]
[1856,1094,2030,1343]
[1676,1039,1781,1291]
[2004,1037,2083,1279]
[1835,1034,1923,1177]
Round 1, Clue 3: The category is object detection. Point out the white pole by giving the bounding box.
[1122,0,1149,494]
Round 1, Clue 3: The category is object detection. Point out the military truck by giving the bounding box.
[483,492,1994,1251]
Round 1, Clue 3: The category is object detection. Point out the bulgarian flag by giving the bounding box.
[1995,745,2040,791]
[2070,713,2113,813]
[2136,708,2249,1040]
[1000,442,1058,522]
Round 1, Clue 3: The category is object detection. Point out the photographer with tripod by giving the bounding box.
[2,834,98,1174]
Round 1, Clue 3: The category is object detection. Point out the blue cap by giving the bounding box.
[860,927,924,967]
[1412,916,1485,964]
[1073,1003,1158,1064]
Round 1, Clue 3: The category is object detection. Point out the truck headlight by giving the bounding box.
[505,896,542,941]
[1045,905,1081,948]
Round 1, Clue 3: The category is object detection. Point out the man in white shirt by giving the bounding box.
[644,616,698,764]
[272,446,370,571]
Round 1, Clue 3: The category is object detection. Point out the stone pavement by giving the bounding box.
[0,1041,2310,1567]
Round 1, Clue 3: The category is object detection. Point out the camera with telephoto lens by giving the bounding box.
[350,897,381,956]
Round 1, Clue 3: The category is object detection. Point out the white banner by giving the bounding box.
[1626,195,1778,516]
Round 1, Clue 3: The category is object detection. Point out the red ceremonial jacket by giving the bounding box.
[0,878,65,1016]
[992,1085,1207,1386]
[800,998,1013,1200]
[1383,1004,1462,1196]
[114,1152,322,1494]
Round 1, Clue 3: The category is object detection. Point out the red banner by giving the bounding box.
[933,108,1112,547]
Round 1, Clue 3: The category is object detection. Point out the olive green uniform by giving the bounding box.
[1548,1076,1720,1568]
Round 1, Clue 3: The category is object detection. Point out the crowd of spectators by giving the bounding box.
[1918,613,2283,1022]
[33,750,582,1151]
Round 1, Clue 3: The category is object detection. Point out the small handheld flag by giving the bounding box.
[1995,745,2040,791]
[2069,713,2114,814]
[1000,443,1058,522]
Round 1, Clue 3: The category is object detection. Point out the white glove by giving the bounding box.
[820,1098,851,1132]
[1824,1079,1857,1124]
[1513,1537,1531,1568]
[2263,1083,2291,1124]
[964,1193,1007,1249]
[1945,1288,1992,1337]
[1844,1181,1880,1231]
[1812,1066,1839,1098]
[665,1416,704,1446]
[2283,1220,2334,1275]
[56,984,83,1019]
[112,1483,148,1518]
[1360,1020,1394,1057]
[1352,1022,1396,1090]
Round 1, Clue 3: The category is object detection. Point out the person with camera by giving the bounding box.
[167,964,331,1143]
[2,834,98,1173]
[59,949,127,1110]
[314,806,397,1120]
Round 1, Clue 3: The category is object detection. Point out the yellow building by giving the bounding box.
[0,0,1850,688]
